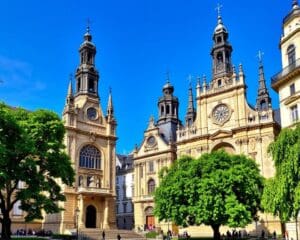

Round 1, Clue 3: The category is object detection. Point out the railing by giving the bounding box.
[271,58,300,85]
[77,186,110,195]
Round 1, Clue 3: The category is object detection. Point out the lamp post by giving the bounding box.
[75,207,80,240]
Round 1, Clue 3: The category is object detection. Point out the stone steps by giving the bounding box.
[79,229,146,240]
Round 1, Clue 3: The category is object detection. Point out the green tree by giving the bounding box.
[154,151,264,240]
[0,103,75,240]
[262,125,300,238]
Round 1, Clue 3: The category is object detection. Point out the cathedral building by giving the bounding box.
[43,27,117,233]
[132,4,281,236]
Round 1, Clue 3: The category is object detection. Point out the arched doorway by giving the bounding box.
[85,205,96,228]
[212,142,235,154]
[145,206,155,230]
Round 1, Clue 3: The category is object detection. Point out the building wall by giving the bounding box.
[116,155,134,230]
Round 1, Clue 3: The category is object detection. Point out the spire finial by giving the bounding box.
[257,50,264,65]
[188,74,193,88]
[293,0,299,8]
[86,18,91,34]
[166,70,170,84]
[215,3,223,22]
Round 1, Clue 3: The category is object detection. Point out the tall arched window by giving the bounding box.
[287,44,296,65]
[148,179,156,195]
[79,145,101,169]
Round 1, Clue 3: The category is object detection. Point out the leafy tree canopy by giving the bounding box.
[262,124,300,222]
[154,150,263,240]
[0,103,75,240]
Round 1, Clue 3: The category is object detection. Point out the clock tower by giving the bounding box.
[44,27,117,234]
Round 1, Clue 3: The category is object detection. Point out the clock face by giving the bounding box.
[212,104,230,124]
[87,107,97,120]
[147,136,156,147]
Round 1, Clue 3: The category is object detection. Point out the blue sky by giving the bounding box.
[0,0,291,153]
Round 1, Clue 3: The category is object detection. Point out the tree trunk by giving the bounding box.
[211,225,221,240]
[1,211,12,240]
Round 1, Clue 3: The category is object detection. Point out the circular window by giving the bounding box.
[87,107,98,120]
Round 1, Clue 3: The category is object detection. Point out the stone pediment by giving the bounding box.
[210,130,233,140]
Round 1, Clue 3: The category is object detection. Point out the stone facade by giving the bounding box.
[132,82,180,233]
[132,5,282,237]
[42,27,117,234]
[116,154,134,230]
[271,1,300,239]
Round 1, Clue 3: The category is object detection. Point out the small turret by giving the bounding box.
[66,75,74,105]
[107,88,114,118]
[185,82,196,127]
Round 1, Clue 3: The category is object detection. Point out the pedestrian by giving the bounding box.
[102,230,105,240]
[117,233,121,240]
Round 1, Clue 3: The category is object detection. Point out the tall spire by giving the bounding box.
[107,87,114,117]
[256,51,271,111]
[185,76,196,127]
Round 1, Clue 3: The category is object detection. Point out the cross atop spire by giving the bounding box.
[86,18,91,34]
[166,70,170,84]
[257,50,264,65]
[188,74,193,87]
[215,3,223,23]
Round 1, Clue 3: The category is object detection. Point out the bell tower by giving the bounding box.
[211,4,233,79]
[75,26,99,97]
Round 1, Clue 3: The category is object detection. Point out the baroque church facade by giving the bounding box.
[43,28,118,233]
[132,3,283,236]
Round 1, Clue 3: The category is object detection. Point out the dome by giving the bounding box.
[163,81,174,94]
[214,16,227,34]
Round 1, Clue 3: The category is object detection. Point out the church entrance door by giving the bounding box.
[146,215,155,229]
[85,205,96,228]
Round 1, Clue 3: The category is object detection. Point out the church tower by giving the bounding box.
[132,76,180,233]
[272,0,300,128]
[211,7,233,80]
[157,77,180,141]
[45,27,117,234]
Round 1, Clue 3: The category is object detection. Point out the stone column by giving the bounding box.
[103,198,109,229]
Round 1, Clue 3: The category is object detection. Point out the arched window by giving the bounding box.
[88,78,95,93]
[79,145,101,169]
[148,179,156,195]
[287,44,296,65]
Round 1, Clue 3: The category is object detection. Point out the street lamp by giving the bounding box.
[75,207,80,240]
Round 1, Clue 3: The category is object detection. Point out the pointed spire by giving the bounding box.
[256,52,271,111]
[66,74,74,105]
[67,74,73,98]
[196,76,201,97]
[107,87,114,117]
[185,76,196,127]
